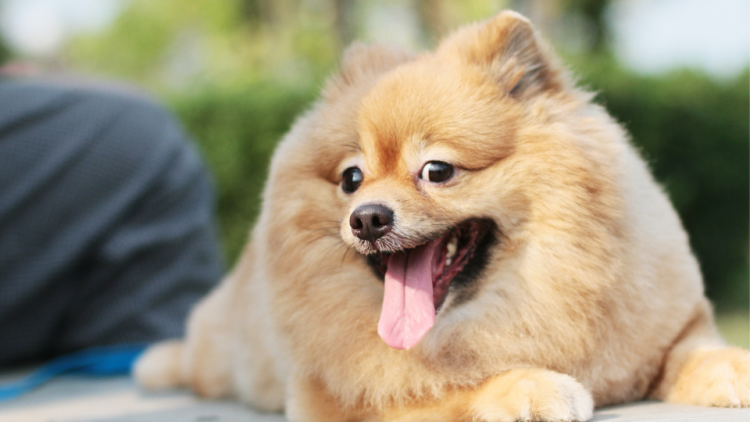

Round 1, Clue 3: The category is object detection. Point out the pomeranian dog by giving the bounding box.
[134,11,749,422]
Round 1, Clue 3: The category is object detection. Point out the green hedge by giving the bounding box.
[171,65,749,311]
[169,83,317,263]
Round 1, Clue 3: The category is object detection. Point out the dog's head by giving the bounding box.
[270,11,612,351]
[326,12,573,350]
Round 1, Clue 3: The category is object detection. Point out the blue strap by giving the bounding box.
[0,343,148,402]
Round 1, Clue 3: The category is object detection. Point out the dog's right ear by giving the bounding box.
[324,43,413,99]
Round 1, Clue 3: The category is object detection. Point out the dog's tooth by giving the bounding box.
[446,257,453,266]
[446,233,458,261]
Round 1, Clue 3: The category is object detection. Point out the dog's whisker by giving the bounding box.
[340,244,355,268]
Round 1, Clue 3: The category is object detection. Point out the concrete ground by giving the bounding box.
[0,372,747,422]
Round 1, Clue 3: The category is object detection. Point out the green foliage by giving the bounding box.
[168,82,317,261]
[0,37,11,65]
[65,0,340,91]
[716,312,750,348]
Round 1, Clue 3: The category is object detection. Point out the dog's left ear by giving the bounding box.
[323,42,414,100]
[438,11,566,100]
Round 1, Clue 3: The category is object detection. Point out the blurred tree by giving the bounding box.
[65,0,338,90]
[0,41,10,66]
[417,0,449,46]
[0,42,13,66]
[333,0,356,50]
[561,0,611,52]
[239,0,270,24]
[0,15,11,66]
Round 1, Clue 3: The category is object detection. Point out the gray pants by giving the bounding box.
[0,80,223,367]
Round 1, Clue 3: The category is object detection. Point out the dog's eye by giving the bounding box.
[420,161,454,183]
[342,167,363,193]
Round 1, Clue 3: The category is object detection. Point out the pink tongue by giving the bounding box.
[377,239,442,349]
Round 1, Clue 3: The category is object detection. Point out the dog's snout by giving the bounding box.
[350,204,394,242]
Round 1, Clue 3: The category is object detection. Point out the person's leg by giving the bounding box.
[0,81,223,366]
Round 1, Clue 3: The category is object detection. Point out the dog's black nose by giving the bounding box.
[350,204,394,242]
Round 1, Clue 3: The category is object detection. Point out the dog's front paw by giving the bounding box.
[664,347,750,407]
[471,368,594,422]
[133,340,185,390]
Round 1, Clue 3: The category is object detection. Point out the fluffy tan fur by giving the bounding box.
[134,11,749,421]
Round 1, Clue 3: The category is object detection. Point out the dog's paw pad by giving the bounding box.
[667,347,750,408]
[472,369,594,422]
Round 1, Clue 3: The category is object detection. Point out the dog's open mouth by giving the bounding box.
[367,219,492,350]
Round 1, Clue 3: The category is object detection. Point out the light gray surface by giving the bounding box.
[0,373,747,421]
